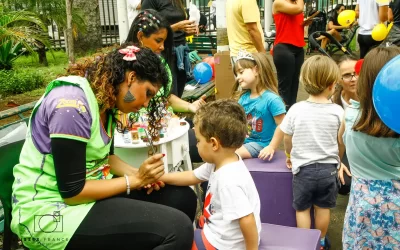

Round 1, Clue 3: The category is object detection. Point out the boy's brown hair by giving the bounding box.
[193,99,248,148]
[300,55,341,95]
[353,46,400,138]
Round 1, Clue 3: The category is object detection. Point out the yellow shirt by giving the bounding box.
[226,0,265,56]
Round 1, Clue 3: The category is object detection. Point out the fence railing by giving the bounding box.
[2,0,357,49]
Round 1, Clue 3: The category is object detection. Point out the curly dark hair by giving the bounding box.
[67,44,169,135]
[125,9,173,67]
[193,99,248,148]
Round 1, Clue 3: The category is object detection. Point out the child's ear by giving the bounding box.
[329,82,336,91]
[253,65,259,76]
[210,137,220,151]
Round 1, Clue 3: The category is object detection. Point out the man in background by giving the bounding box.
[226,0,265,62]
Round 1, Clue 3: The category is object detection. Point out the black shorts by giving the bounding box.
[292,163,340,211]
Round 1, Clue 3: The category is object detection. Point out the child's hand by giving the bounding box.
[286,158,292,169]
[338,163,351,185]
[143,181,165,195]
[258,146,275,161]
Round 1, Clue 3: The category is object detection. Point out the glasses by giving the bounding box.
[341,73,358,82]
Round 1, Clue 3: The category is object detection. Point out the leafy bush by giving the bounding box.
[0,69,45,97]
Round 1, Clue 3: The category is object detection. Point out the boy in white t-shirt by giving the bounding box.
[160,99,261,250]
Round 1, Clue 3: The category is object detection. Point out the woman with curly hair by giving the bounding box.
[10,45,197,250]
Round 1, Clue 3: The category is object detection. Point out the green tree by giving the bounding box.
[20,0,86,65]
[0,4,50,69]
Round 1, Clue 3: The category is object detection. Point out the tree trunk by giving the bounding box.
[37,41,48,66]
[66,0,75,64]
[74,0,102,55]
[216,0,229,52]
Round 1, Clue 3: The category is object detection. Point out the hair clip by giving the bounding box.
[237,49,255,61]
[119,45,141,61]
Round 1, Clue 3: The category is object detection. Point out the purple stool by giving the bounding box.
[259,223,321,250]
[244,151,297,227]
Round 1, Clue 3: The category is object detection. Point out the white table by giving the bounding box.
[114,121,193,173]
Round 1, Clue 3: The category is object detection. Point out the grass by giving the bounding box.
[13,50,69,85]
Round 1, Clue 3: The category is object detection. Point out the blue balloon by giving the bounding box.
[373,55,400,134]
[193,62,213,84]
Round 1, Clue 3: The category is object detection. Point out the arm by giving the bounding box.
[355,4,359,18]
[159,171,203,186]
[108,154,138,177]
[328,21,347,30]
[389,7,393,22]
[337,115,351,184]
[239,213,259,250]
[269,114,285,150]
[258,114,285,160]
[52,138,165,205]
[379,5,389,23]
[168,94,206,113]
[273,0,304,15]
[283,133,293,155]
[338,117,346,161]
[245,23,266,53]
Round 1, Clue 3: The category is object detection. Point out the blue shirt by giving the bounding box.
[343,100,400,180]
[238,90,286,148]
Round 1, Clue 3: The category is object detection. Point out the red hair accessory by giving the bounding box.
[355,59,364,75]
[118,46,141,61]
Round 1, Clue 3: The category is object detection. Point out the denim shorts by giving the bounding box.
[243,142,264,158]
[292,163,340,211]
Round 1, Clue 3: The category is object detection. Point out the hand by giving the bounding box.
[258,145,275,161]
[132,154,165,188]
[338,163,351,185]
[143,181,165,195]
[302,19,313,27]
[286,157,292,169]
[177,20,197,35]
[188,95,206,113]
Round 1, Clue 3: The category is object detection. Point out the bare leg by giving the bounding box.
[236,145,252,159]
[296,207,311,229]
[314,205,330,238]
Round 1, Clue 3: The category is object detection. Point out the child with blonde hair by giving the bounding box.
[280,55,344,250]
[160,99,261,250]
[233,51,286,160]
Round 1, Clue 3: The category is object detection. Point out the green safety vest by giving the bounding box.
[11,76,114,250]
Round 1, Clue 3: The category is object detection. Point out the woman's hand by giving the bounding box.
[338,163,351,185]
[181,20,197,36]
[258,145,275,161]
[188,95,206,113]
[130,154,165,188]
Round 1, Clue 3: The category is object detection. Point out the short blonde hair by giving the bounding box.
[300,55,341,95]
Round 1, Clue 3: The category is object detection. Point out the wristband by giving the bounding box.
[124,174,130,195]
[285,151,291,158]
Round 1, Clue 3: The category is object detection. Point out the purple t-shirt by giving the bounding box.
[31,85,110,154]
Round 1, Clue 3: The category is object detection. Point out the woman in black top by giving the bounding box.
[320,4,353,50]
[142,0,197,98]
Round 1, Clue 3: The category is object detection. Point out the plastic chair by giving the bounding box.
[0,139,25,250]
